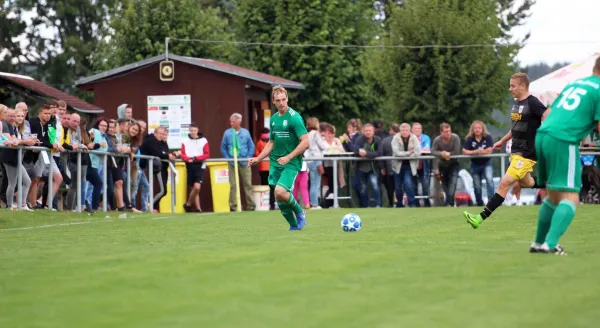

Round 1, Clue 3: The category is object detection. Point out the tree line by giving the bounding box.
[1,0,539,136]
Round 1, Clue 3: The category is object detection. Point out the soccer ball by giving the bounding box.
[341,213,362,232]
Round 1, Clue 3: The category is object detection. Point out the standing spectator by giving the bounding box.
[373,119,389,140]
[117,104,133,120]
[381,124,399,207]
[392,123,421,207]
[342,118,364,200]
[255,128,274,210]
[123,122,142,212]
[462,120,494,206]
[411,122,432,207]
[87,118,109,210]
[2,108,35,210]
[432,123,461,207]
[0,106,15,207]
[354,123,382,207]
[105,119,126,211]
[132,120,150,212]
[181,123,210,212]
[63,115,99,212]
[293,150,310,209]
[220,113,255,211]
[341,118,363,152]
[14,102,31,136]
[306,117,328,209]
[27,103,63,210]
[139,126,173,212]
[321,123,345,207]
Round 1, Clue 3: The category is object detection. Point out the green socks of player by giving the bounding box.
[545,200,576,249]
[277,201,298,227]
[535,198,555,244]
[480,193,505,220]
[285,195,303,215]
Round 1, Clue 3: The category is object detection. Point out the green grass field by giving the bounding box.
[2,206,600,328]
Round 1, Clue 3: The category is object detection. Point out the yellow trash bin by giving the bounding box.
[207,161,230,212]
[160,162,188,213]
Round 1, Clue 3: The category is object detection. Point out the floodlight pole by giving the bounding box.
[165,37,170,60]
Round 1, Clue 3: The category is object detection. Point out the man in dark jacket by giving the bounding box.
[354,123,382,207]
[381,124,399,207]
[139,127,174,212]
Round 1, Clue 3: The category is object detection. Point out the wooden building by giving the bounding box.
[0,72,103,115]
[76,54,305,212]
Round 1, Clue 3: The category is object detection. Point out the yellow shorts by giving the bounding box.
[506,154,536,180]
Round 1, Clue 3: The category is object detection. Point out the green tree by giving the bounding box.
[93,0,234,72]
[0,0,28,72]
[233,0,379,127]
[366,0,532,136]
[0,0,119,99]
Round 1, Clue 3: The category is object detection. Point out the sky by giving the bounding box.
[513,0,600,66]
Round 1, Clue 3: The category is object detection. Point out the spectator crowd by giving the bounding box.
[1,100,598,212]
[0,100,207,213]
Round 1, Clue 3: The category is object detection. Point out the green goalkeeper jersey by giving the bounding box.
[539,75,600,143]
[269,107,307,171]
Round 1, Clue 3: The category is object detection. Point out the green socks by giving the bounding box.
[277,201,298,227]
[286,195,303,215]
[535,198,555,244]
[545,200,576,249]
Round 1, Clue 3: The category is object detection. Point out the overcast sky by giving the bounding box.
[513,0,600,66]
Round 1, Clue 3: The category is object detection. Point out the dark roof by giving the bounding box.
[0,72,103,114]
[76,54,305,90]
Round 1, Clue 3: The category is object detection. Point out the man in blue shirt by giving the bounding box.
[220,113,256,211]
[462,120,494,206]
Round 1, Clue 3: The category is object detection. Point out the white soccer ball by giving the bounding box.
[341,213,362,232]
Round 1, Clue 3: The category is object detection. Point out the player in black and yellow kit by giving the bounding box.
[464,73,548,228]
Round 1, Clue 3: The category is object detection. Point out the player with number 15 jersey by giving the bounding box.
[531,58,600,255]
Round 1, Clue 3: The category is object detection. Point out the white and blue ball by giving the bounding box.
[341,213,362,232]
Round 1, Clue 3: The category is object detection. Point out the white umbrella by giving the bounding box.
[530,52,600,106]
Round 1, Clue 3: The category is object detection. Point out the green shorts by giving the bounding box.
[268,166,299,192]
[535,132,581,193]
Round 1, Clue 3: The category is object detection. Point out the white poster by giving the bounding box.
[147,95,191,149]
[264,109,271,128]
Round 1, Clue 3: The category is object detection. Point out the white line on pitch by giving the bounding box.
[0,221,98,231]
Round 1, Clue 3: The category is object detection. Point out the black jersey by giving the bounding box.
[510,95,546,160]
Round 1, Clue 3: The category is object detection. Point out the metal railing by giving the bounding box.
[200,151,600,208]
[0,145,176,213]
[1,144,599,211]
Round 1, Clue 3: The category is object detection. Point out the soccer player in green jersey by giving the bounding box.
[248,86,309,230]
[529,56,600,255]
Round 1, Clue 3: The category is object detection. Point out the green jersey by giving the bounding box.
[269,107,308,171]
[539,75,600,143]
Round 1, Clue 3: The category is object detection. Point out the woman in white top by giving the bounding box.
[306,117,329,209]
[321,123,346,207]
